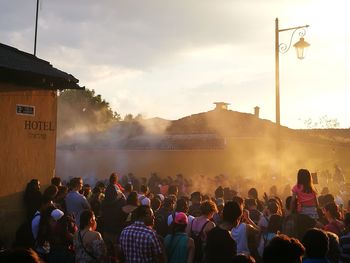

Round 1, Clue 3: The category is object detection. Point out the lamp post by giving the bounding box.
[34,0,40,56]
[275,18,310,126]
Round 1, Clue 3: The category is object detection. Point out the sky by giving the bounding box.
[1,0,349,129]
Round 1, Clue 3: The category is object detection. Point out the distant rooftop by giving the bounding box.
[214,102,230,110]
[0,43,83,90]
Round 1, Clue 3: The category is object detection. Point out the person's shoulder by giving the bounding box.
[91,231,103,240]
[292,184,299,192]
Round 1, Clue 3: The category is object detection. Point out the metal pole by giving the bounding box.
[34,0,39,56]
[275,18,280,126]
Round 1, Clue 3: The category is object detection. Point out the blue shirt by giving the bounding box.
[65,191,90,226]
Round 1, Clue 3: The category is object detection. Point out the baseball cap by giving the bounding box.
[174,212,188,225]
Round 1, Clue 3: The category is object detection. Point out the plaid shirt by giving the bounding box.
[120,221,163,263]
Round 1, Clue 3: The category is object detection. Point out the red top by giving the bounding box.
[292,184,317,211]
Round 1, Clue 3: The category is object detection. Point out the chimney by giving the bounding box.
[254,106,260,118]
[214,102,230,111]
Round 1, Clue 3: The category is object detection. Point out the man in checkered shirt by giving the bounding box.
[120,205,165,263]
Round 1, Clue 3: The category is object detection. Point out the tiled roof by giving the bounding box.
[0,43,83,90]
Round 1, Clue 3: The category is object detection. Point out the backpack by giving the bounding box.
[154,210,171,237]
[14,213,40,248]
[190,219,210,263]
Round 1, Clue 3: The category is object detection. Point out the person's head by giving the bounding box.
[43,185,58,201]
[263,234,305,263]
[140,185,149,195]
[200,200,218,218]
[26,179,40,192]
[216,198,225,212]
[95,181,106,193]
[190,191,202,204]
[162,197,175,211]
[267,214,283,233]
[151,197,161,212]
[127,191,139,206]
[56,185,68,200]
[222,200,243,227]
[323,194,335,205]
[170,212,188,234]
[302,228,329,258]
[245,198,257,210]
[168,185,178,196]
[80,210,96,231]
[232,254,256,263]
[51,177,62,187]
[70,177,83,191]
[323,201,340,220]
[83,184,91,197]
[297,169,315,193]
[91,187,102,200]
[175,198,189,213]
[135,205,154,227]
[248,188,258,199]
[109,172,118,184]
[232,196,244,209]
[215,186,224,199]
[124,183,133,193]
[267,200,279,215]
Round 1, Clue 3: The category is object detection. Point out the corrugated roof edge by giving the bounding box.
[0,43,84,90]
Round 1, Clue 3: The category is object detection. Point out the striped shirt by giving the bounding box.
[120,221,163,263]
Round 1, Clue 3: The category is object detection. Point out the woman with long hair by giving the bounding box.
[73,210,107,263]
[24,179,42,220]
[165,212,194,263]
[323,201,345,236]
[291,169,318,219]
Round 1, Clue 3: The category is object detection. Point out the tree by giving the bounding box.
[304,115,340,129]
[57,89,121,139]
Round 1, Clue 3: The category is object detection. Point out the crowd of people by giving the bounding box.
[1,169,350,263]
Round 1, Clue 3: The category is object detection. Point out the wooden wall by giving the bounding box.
[0,83,57,245]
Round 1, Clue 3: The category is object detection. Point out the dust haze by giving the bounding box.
[56,104,348,199]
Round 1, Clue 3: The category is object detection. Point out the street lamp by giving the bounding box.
[275,18,310,126]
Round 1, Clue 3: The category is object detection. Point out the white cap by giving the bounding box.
[140,197,151,206]
[51,209,64,221]
[157,194,165,202]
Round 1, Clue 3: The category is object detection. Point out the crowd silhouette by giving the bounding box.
[1,169,350,263]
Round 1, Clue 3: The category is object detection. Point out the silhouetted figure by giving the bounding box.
[263,234,305,263]
[24,179,42,220]
[302,228,330,263]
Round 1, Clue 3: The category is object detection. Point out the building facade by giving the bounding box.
[0,43,82,244]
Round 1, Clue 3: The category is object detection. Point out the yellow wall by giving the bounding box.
[0,83,57,244]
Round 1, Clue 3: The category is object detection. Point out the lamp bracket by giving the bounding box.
[279,28,307,54]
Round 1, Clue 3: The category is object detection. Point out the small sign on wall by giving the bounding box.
[16,104,35,116]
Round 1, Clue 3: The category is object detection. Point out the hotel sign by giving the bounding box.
[16,104,35,116]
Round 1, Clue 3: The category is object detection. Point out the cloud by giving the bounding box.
[0,0,276,69]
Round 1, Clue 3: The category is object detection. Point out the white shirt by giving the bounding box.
[31,211,41,240]
[231,222,250,255]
